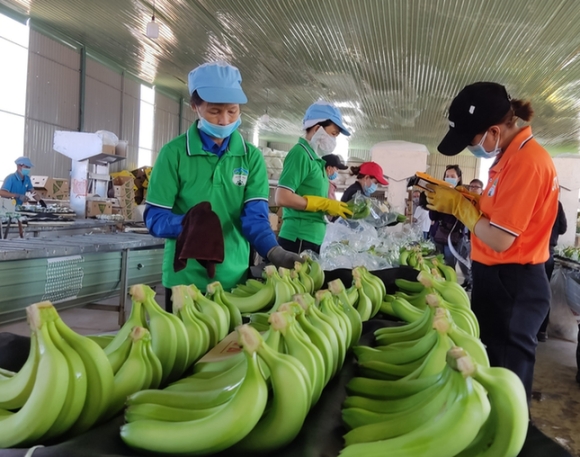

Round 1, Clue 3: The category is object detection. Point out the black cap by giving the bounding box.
[321,154,348,170]
[438,82,512,156]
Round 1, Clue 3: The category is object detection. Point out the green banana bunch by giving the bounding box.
[352,267,385,318]
[103,326,154,420]
[346,196,372,219]
[211,278,274,315]
[353,278,373,321]
[340,349,491,457]
[41,319,88,440]
[0,331,38,410]
[86,334,116,349]
[426,293,479,338]
[120,327,269,455]
[50,305,114,435]
[328,279,363,347]
[189,284,230,341]
[317,290,352,356]
[354,328,437,365]
[0,303,70,448]
[304,256,325,291]
[280,301,336,384]
[294,261,315,294]
[233,325,310,453]
[374,306,434,346]
[430,258,458,282]
[103,299,145,355]
[171,285,211,367]
[390,297,425,323]
[125,403,224,423]
[418,270,471,309]
[453,348,528,457]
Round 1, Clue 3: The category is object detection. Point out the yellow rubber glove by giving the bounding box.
[304,195,353,219]
[455,185,482,206]
[425,184,483,232]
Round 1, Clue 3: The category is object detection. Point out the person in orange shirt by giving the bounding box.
[428,82,558,399]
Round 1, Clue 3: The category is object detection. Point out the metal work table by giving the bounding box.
[17,218,118,238]
[0,233,165,326]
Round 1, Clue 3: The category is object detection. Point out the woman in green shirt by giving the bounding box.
[275,101,352,254]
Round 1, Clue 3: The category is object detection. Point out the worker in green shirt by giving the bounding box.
[145,62,302,310]
[275,101,353,254]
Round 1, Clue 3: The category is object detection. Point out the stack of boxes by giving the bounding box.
[112,176,136,221]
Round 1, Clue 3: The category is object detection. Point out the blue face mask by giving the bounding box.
[328,171,338,180]
[21,168,30,176]
[444,177,458,187]
[467,131,501,159]
[363,182,377,196]
[198,117,241,139]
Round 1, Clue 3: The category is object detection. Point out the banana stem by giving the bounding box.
[237,324,262,354]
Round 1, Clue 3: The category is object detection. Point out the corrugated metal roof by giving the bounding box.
[2,0,580,151]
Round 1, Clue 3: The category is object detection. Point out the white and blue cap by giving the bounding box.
[303,101,351,136]
[187,61,247,104]
[15,156,33,168]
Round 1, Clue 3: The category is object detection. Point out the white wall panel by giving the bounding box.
[86,57,122,89]
[25,31,79,177]
[180,99,195,134]
[25,120,71,178]
[152,92,179,164]
[109,76,140,172]
[84,78,122,135]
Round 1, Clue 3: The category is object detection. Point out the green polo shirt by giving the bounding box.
[278,138,329,245]
[146,122,269,291]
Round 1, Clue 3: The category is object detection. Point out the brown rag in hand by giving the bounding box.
[173,201,224,278]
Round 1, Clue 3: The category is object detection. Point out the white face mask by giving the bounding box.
[467,131,501,159]
[309,127,337,154]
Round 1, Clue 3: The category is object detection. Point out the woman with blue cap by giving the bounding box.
[144,61,302,310]
[275,101,353,254]
[0,157,35,205]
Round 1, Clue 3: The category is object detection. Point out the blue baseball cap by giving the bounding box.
[187,62,247,104]
[303,101,351,136]
[15,156,33,167]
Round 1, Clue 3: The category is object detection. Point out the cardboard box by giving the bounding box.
[86,201,112,217]
[31,176,69,200]
[112,176,135,221]
[131,167,151,190]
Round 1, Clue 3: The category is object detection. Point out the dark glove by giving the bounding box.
[267,246,305,269]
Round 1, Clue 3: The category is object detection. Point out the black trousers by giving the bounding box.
[278,236,321,255]
[471,261,550,399]
[538,253,555,334]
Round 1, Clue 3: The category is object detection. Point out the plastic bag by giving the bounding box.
[346,192,401,228]
[549,266,579,342]
[96,130,119,146]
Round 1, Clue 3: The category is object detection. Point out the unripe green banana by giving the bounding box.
[52,307,114,435]
[304,257,325,291]
[133,285,177,384]
[0,332,38,410]
[353,278,373,322]
[163,311,191,382]
[187,297,219,348]
[374,308,434,345]
[125,403,224,423]
[354,328,437,365]
[343,369,457,443]
[346,370,445,400]
[329,279,363,347]
[234,325,310,452]
[295,261,315,294]
[192,351,245,375]
[358,357,426,380]
[104,299,145,355]
[120,348,268,455]
[42,320,88,440]
[103,326,152,420]
[206,281,244,327]
[394,278,425,294]
[469,363,529,457]
[339,371,491,457]
[390,297,425,323]
[105,332,132,374]
[165,357,246,393]
[270,275,296,312]
[86,334,115,349]
[448,322,489,367]
[144,334,163,389]
[189,284,229,341]
[0,303,70,448]
[418,270,470,309]
[172,286,210,366]
[304,303,344,374]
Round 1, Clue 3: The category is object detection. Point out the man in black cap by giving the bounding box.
[426,81,558,400]
[321,154,348,200]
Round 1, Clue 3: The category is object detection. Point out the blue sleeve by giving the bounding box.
[241,200,278,258]
[144,204,185,239]
[1,175,14,192]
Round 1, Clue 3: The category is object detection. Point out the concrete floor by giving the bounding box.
[0,287,579,456]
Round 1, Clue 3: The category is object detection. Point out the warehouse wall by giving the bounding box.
[152,92,180,165]
[180,99,196,136]
[25,30,79,179]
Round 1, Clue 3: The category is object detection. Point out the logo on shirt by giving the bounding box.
[232,167,249,187]
[487,179,498,197]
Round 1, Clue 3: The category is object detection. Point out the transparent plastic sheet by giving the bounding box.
[319,219,425,271]
[347,192,401,228]
[549,266,579,342]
